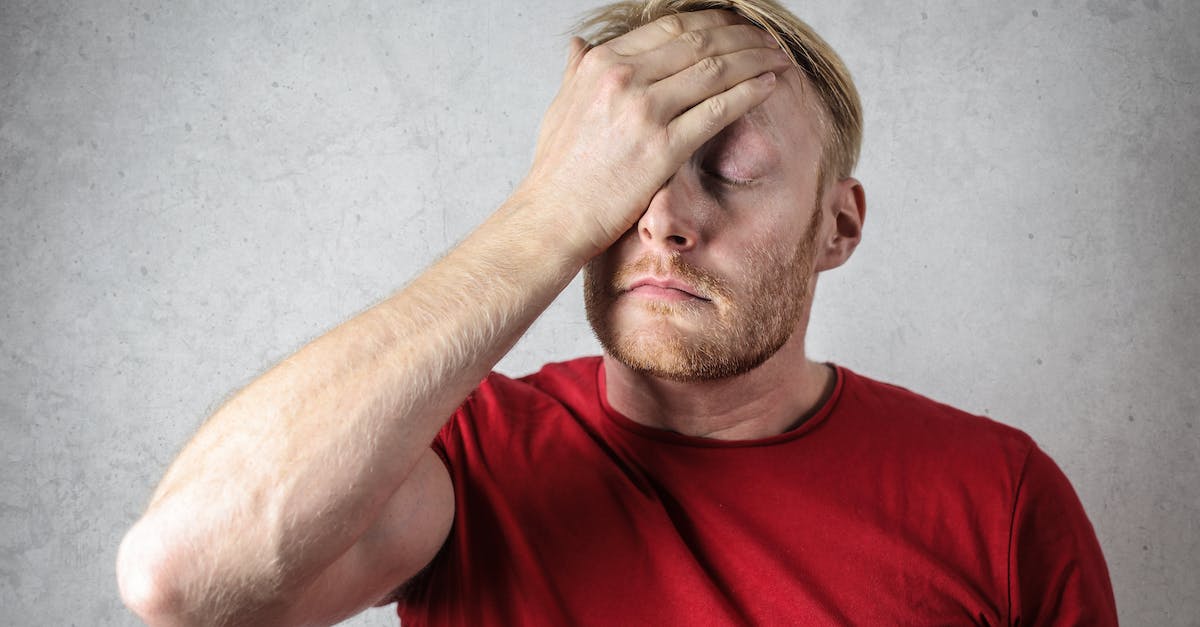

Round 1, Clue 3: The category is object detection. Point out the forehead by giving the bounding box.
[713,68,824,166]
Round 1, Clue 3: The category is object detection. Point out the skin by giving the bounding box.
[592,62,866,439]
[115,10,864,627]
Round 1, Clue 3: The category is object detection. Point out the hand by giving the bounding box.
[514,10,792,260]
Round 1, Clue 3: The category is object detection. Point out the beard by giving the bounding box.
[584,204,823,383]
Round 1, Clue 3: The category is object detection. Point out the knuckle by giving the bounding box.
[651,126,677,159]
[680,29,710,54]
[578,46,612,71]
[705,97,728,122]
[696,56,724,80]
[656,14,685,37]
[600,62,637,90]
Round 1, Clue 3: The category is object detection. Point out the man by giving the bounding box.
[117,0,1118,625]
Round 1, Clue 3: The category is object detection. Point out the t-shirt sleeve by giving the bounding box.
[1008,443,1118,625]
[430,372,500,468]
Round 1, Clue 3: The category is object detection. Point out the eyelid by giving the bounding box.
[702,167,756,187]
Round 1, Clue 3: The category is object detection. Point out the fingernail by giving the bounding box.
[759,71,776,86]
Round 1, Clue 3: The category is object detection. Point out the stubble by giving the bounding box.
[584,204,823,382]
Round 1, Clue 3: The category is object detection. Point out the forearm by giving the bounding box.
[118,12,791,621]
[118,193,584,620]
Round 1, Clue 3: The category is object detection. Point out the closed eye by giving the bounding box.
[702,168,755,188]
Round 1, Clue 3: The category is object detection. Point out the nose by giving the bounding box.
[637,171,707,253]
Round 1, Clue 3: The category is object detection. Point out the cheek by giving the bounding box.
[590,232,629,268]
[586,235,640,295]
[717,210,795,264]
[727,217,820,285]
[583,257,610,295]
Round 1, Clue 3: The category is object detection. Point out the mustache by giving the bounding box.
[611,253,734,302]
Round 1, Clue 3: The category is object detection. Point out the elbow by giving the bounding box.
[117,517,292,627]
[117,521,191,626]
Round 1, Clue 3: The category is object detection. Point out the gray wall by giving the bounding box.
[2,0,1197,624]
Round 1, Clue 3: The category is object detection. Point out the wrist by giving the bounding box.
[502,182,611,268]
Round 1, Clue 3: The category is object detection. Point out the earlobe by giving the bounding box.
[815,177,866,272]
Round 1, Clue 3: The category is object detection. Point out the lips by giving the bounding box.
[625,276,710,301]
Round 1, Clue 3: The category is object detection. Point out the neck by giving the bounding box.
[602,330,835,441]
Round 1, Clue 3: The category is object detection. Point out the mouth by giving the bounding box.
[624,277,711,302]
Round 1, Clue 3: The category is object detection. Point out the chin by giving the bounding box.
[594,306,785,383]
[608,334,781,383]
[585,263,798,382]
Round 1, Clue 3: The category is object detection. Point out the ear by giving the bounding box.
[814,177,866,272]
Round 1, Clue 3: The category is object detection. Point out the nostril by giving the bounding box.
[666,235,688,246]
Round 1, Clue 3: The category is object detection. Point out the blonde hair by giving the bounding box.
[575,0,863,181]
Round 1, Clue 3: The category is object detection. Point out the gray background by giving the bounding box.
[2,0,1197,624]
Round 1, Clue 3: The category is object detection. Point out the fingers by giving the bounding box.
[595,14,790,128]
[650,45,792,119]
[606,9,742,56]
[666,71,778,161]
[638,24,779,82]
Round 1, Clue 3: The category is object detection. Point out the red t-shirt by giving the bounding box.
[397,357,1117,625]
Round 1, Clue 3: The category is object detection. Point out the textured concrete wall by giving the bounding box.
[2,0,1197,625]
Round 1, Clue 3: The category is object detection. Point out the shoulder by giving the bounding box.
[838,365,1034,447]
[831,365,1036,483]
[437,356,603,447]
